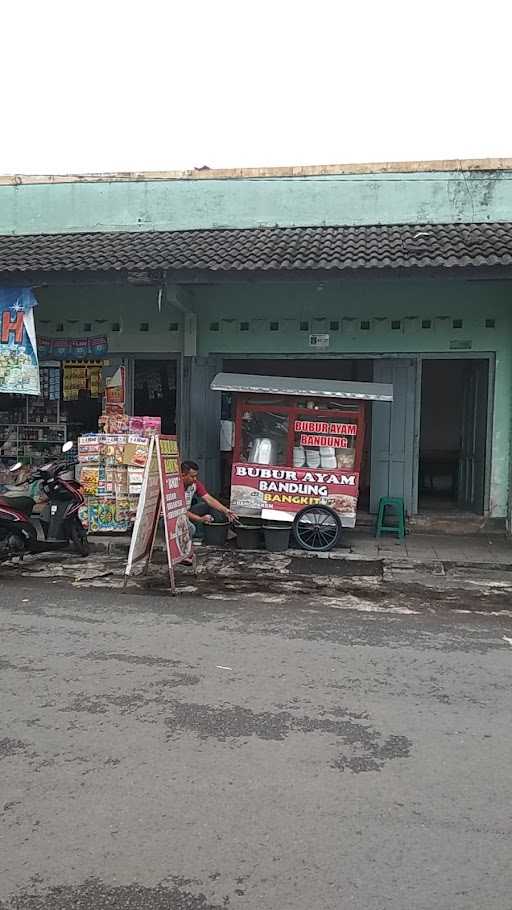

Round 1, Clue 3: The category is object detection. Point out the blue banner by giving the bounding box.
[0,288,40,395]
[37,335,108,359]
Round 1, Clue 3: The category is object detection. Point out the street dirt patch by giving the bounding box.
[164,699,412,771]
[0,738,29,760]
[0,877,228,910]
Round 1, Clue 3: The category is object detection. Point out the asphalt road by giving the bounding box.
[1,576,512,910]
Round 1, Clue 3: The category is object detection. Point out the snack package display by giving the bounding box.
[77,415,162,533]
[128,416,144,434]
[122,436,149,467]
[88,499,130,533]
[115,497,131,524]
[128,466,144,495]
[143,417,161,437]
[79,465,100,497]
[78,435,104,463]
[113,466,129,496]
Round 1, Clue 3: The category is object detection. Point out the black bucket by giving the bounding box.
[235,523,262,550]
[204,521,229,547]
[263,523,291,553]
[237,515,262,528]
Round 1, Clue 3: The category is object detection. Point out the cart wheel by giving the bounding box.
[293,505,341,552]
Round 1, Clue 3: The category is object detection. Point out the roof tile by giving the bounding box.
[0,223,511,273]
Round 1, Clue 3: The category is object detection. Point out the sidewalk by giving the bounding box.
[7,525,512,605]
[88,525,512,575]
[343,528,512,568]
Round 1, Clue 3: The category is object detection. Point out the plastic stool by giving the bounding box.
[375,497,406,539]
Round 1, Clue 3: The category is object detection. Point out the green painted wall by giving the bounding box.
[34,278,512,519]
[2,170,512,235]
[35,285,184,354]
[190,278,512,519]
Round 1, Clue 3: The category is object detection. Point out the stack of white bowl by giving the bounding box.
[306,448,321,468]
[320,446,337,469]
[293,446,305,467]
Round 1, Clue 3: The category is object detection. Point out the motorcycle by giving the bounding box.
[0,441,89,561]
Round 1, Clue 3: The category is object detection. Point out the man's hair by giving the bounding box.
[181,460,199,473]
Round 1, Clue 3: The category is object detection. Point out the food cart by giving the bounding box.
[211,373,393,552]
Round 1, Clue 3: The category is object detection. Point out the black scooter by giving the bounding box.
[0,442,89,561]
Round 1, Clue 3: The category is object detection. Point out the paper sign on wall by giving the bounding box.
[105,366,126,415]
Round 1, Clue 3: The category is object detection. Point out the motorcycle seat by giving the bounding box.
[0,494,35,515]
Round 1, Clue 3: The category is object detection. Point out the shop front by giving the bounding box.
[217,352,496,522]
[0,216,510,531]
[0,282,182,468]
[0,352,107,466]
[211,371,392,550]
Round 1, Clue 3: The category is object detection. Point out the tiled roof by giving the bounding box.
[0,223,511,273]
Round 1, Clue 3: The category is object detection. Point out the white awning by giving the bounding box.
[210,373,393,402]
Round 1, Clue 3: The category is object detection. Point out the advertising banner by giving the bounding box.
[156,436,193,570]
[124,435,193,594]
[230,463,360,527]
[37,335,108,359]
[0,288,40,395]
[125,436,162,574]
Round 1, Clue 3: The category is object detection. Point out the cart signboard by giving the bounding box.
[0,288,40,395]
[230,463,360,527]
[124,434,194,593]
[212,372,393,550]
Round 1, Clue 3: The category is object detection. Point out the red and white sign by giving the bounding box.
[300,434,349,448]
[105,366,126,415]
[294,420,357,436]
[124,434,193,594]
[156,435,193,571]
[230,463,360,528]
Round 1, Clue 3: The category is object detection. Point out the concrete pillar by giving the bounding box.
[179,354,223,493]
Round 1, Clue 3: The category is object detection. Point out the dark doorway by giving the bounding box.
[134,359,177,435]
[419,359,489,513]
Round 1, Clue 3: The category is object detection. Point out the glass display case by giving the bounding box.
[234,396,364,474]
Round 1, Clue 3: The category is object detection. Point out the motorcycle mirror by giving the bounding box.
[62,441,74,453]
[10,462,22,472]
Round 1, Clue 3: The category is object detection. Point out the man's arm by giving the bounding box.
[203,492,236,520]
[187,510,209,524]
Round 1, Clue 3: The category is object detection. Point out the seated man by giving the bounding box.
[181,460,236,537]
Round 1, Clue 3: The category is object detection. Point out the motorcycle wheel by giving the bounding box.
[0,533,25,562]
[71,522,89,557]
